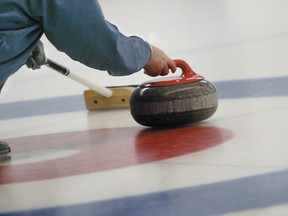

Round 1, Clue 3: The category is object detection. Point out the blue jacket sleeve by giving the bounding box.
[0,0,151,83]
[37,0,151,76]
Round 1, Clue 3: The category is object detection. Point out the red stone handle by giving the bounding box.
[140,59,203,87]
[174,59,198,78]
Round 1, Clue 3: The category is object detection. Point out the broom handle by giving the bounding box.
[45,58,113,98]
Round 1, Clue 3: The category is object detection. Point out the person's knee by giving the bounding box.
[0,82,5,93]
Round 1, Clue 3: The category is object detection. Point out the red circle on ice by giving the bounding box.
[0,126,233,184]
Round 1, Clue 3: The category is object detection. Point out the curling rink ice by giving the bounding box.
[1,0,288,215]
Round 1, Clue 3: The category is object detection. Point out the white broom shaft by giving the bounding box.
[67,72,113,97]
[46,58,113,98]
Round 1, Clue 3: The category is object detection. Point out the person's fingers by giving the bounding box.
[26,57,40,70]
[144,60,176,77]
[26,41,47,70]
[144,70,158,77]
[161,64,169,76]
[169,60,177,73]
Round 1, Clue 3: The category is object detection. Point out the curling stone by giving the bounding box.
[130,59,218,127]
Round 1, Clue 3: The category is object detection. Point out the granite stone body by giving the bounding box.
[130,80,218,127]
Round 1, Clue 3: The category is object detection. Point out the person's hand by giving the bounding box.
[26,41,47,70]
[143,45,177,77]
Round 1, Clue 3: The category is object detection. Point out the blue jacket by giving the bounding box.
[0,0,151,83]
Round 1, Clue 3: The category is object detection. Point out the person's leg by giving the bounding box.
[0,82,11,155]
[0,82,4,91]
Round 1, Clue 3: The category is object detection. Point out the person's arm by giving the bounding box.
[28,0,176,76]
[32,0,149,75]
